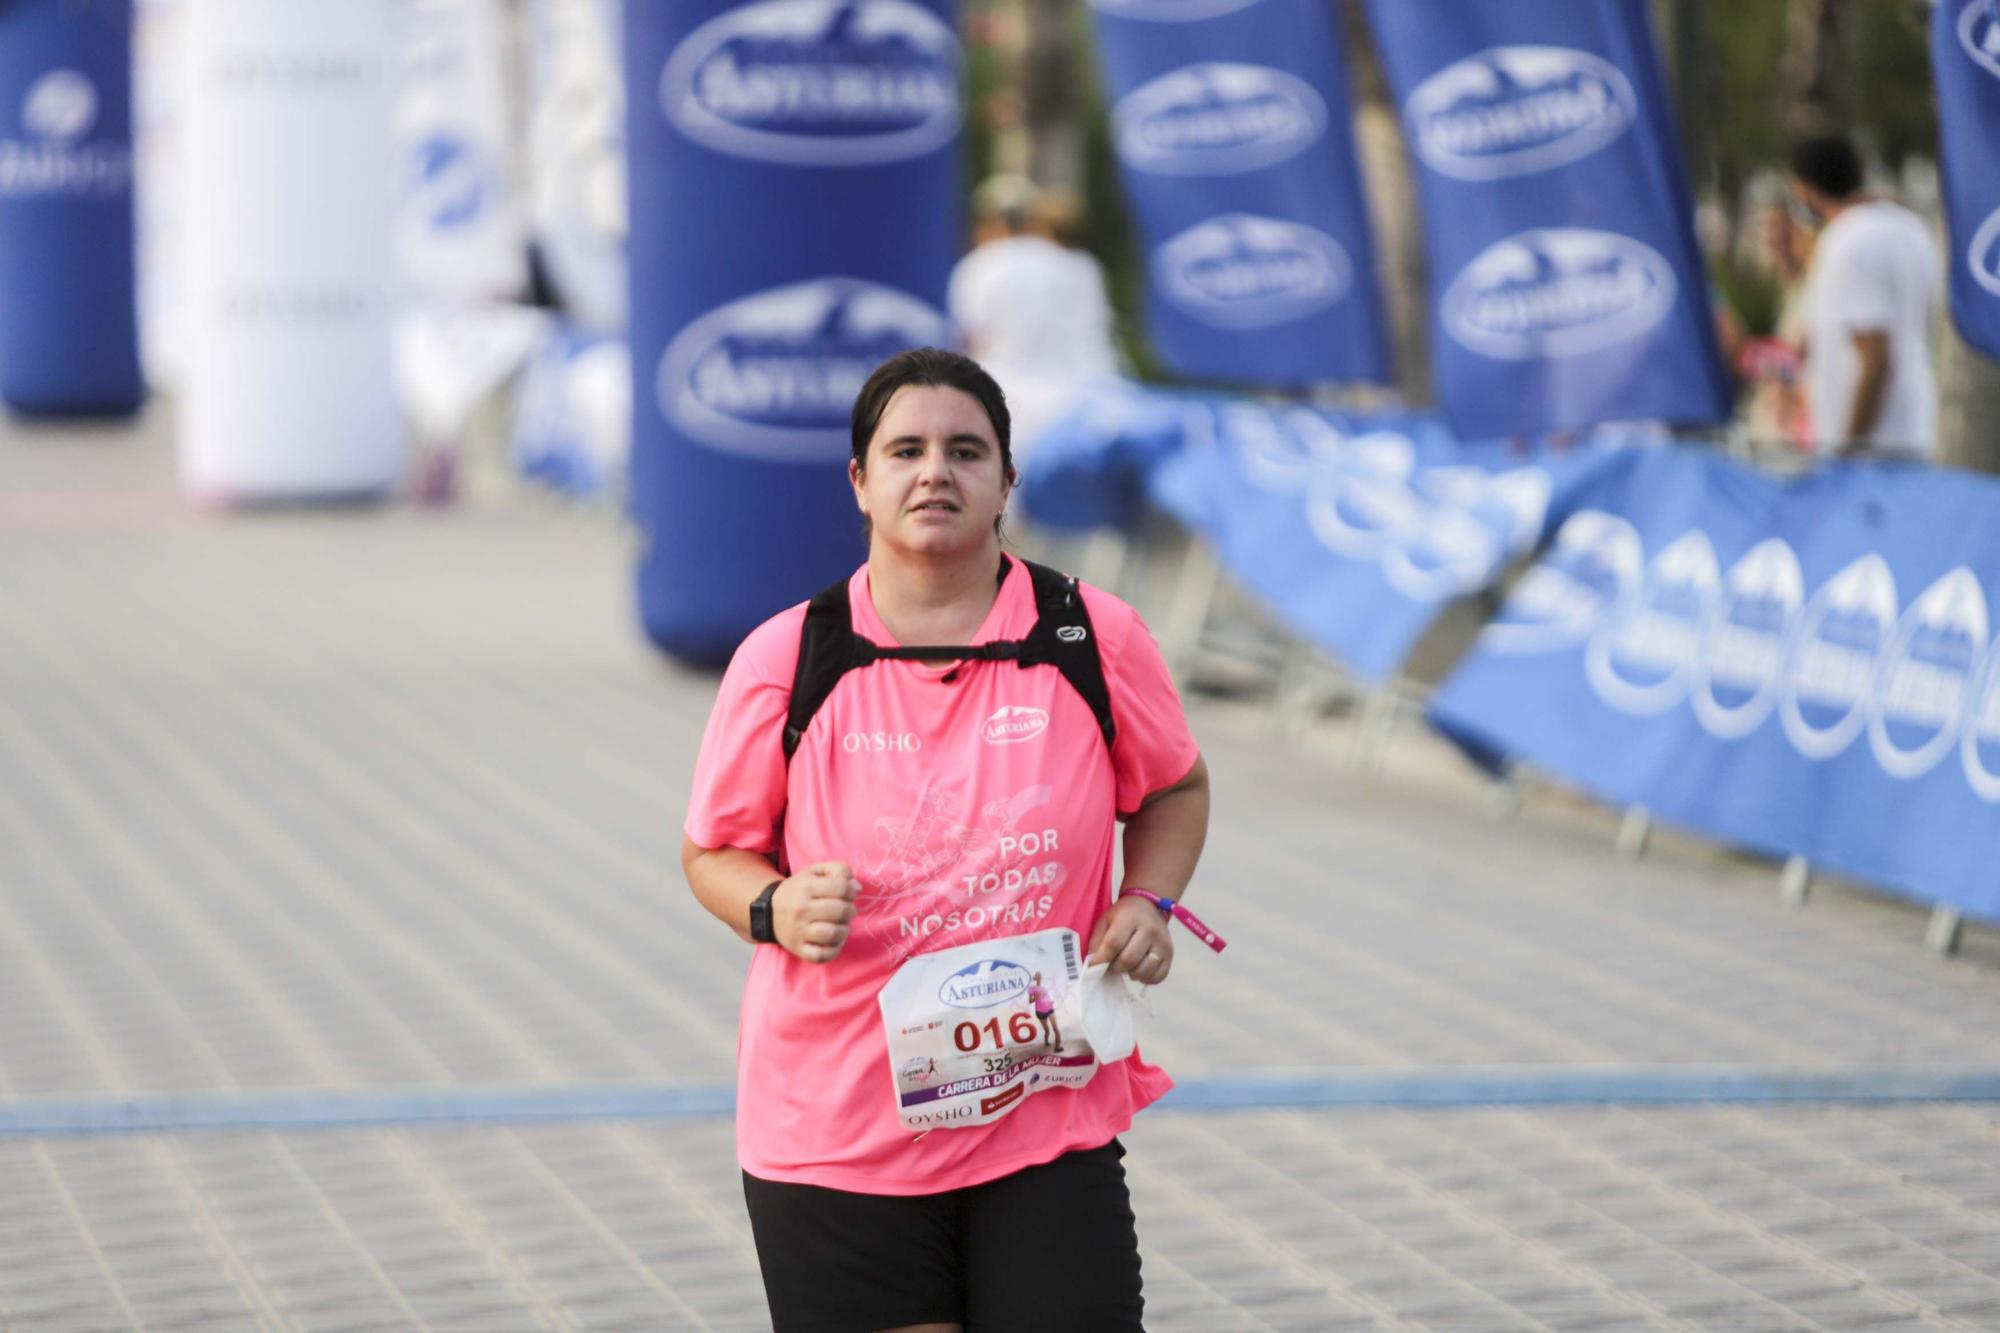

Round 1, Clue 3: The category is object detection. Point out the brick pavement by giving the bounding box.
[0,416,1996,1329]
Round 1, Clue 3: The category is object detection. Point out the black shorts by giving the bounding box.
[742,1140,1144,1333]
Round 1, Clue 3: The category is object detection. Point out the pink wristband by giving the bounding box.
[1118,888,1227,953]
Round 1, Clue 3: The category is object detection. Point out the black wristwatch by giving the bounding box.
[749,879,782,944]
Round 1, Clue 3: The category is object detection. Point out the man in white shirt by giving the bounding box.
[1790,135,1941,459]
[947,175,1122,461]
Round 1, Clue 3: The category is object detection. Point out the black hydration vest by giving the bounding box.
[783,558,1117,761]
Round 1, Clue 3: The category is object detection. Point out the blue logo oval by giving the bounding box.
[1087,0,1259,19]
[1692,538,1803,740]
[1961,0,2000,80]
[1867,568,1987,780]
[22,69,96,143]
[658,277,947,459]
[1481,510,1642,655]
[1779,555,1898,761]
[1113,62,1326,176]
[1407,46,1634,181]
[408,133,491,230]
[661,0,962,166]
[1154,214,1351,329]
[938,958,1031,1009]
[1968,206,2000,300]
[1383,467,1551,602]
[1442,228,1676,361]
[1961,629,2000,801]
[1586,529,1720,716]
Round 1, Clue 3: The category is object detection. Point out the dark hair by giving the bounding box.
[850,347,1013,476]
[1790,134,1864,201]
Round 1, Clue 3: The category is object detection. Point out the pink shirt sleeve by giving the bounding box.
[683,604,807,855]
[1083,586,1201,816]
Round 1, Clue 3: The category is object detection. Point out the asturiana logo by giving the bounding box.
[0,68,127,198]
[1304,442,1421,560]
[1154,214,1351,329]
[1778,553,1898,761]
[1406,45,1634,180]
[1442,228,1676,360]
[1480,509,1642,655]
[1382,467,1551,603]
[938,958,1031,1009]
[1218,403,1361,494]
[1691,538,1803,741]
[661,0,961,166]
[982,706,1049,745]
[1086,0,1260,19]
[1960,0,2000,80]
[1961,626,2000,801]
[22,69,96,142]
[1968,205,2000,299]
[1113,62,1325,175]
[1584,529,1720,717]
[658,277,947,460]
[407,133,493,231]
[1866,567,1987,780]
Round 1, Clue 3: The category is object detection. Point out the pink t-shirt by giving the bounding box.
[685,557,1200,1195]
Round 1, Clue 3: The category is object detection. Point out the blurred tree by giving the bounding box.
[1781,0,1848,135]
[1342,1,1429,404]
[1020,0,1081,193]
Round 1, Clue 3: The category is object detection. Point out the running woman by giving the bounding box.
[1027,971,1061,1052]
[683,349,1210,1333]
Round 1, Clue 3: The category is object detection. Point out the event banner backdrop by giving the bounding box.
[181,0,402,498]
[1934,0,2000,359]
[526,0,625,332]
[627,0,961,664]
[1089,0,1391,387]
[1148,400,1639,682]
[1363,0,1728,439]
[395,0,527,302]
[1432,449,2000,925]
[0,0,144,416]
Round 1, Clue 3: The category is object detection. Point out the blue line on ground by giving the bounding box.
[3,1068,1999,1138]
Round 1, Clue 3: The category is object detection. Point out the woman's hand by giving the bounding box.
[1088,895,1173,985]
[776,861,860,963]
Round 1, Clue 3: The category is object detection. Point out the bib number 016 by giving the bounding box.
[952,1011,1040,1052]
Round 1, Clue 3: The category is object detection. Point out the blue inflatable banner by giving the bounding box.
[1935,0,2000,359]
[1433,450,2000,925]
[627,0,961,664]
[1363,0,1727,439]
[1088,0,1391,387]
[1149,402,1640,682]
[0,0,144,416]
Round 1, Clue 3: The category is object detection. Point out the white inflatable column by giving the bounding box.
[180,0,400,499]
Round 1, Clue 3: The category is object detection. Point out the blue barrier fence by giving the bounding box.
[1433,448,2000,928]
[1026,381,2000,929]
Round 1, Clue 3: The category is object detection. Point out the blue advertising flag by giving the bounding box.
[1935,1,2000,359]
[1088,0,1391,387]
[1363,0,1728,439]
[1433,450,2000,926]
[626,0,961,665]
[0,0,143,416]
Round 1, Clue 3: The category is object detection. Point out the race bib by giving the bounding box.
[879,927,1100,1131]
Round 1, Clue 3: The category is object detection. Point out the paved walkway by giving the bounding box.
[1,413,1998,1330]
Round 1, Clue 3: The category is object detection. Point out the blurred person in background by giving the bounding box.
[1726,195,1816,453]
[947,174,1121,464]
[1789,133,1940,460]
